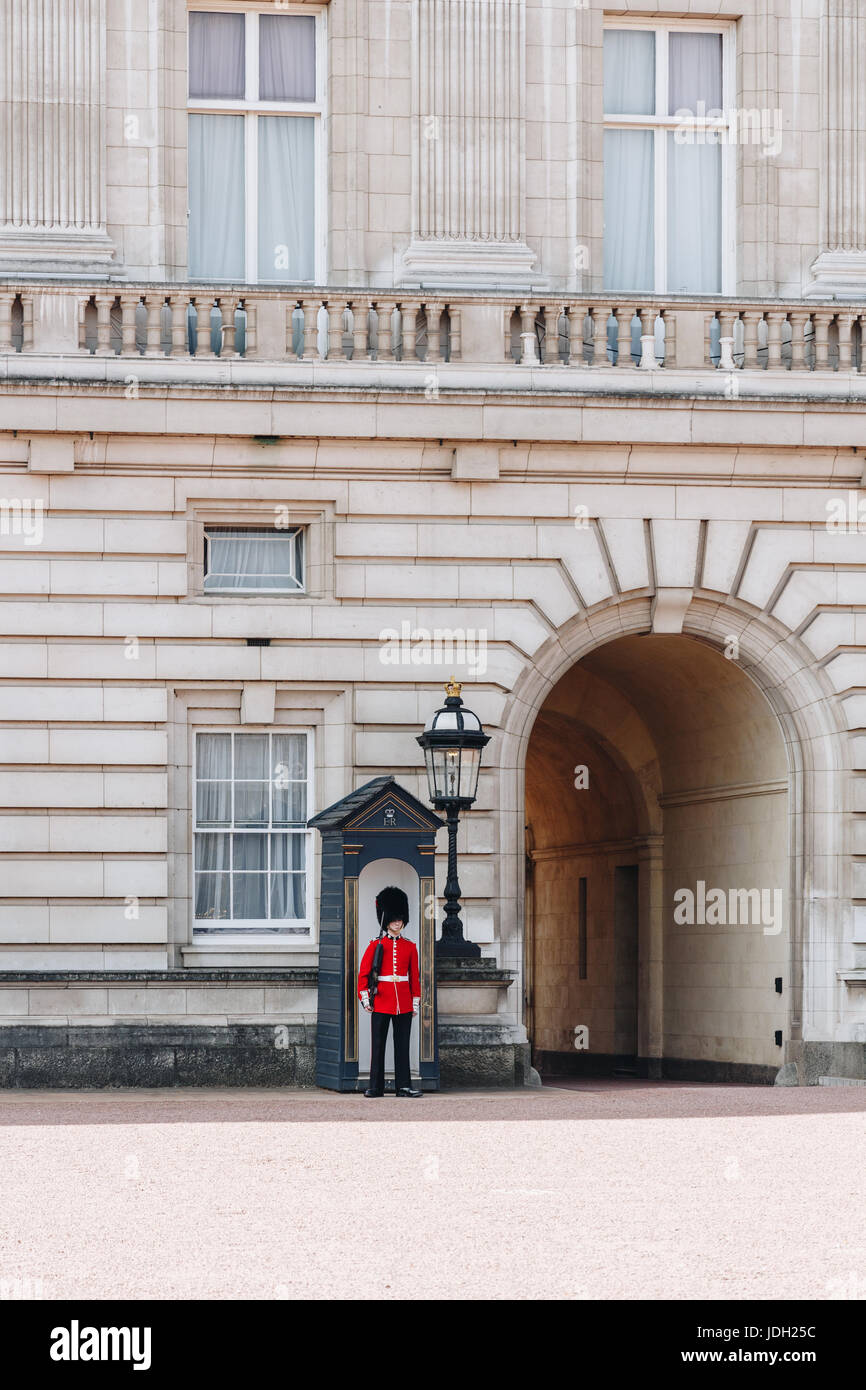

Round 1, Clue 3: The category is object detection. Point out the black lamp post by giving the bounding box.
[417,680,490,958]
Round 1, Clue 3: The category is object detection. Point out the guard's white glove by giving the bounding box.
[361,991,372,1013]
[412,998,420,1015]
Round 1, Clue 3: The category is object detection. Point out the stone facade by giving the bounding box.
[0,0,865,1086]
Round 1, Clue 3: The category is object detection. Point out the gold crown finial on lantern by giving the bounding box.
[445,678,462,698]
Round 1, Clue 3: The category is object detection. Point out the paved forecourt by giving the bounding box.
[1,1081,864,1301]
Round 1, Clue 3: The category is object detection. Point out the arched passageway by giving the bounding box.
[525,633,789,1081]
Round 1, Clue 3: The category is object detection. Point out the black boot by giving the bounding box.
[395,1088,423,1098]
[364,1089,384,1097]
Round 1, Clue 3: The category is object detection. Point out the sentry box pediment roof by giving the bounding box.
[308,776,443,834]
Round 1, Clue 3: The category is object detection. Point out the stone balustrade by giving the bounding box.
[1,283,865,373]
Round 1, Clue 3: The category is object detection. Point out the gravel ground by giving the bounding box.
[1,1080,865,1301]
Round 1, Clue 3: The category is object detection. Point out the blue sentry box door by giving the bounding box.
[309,777,443,1092]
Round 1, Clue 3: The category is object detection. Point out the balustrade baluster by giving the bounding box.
[660,310,674,368]
[376,301,394,360]
[639,308,657,368]
[169,294,188,357]
[94,293,114,356]
[400,302,419,361]
[615,306,632,367]
[592,305,611,366]
[427,303,443,362]
[220,298,239,357]
[566,305,584,365]
[766,312,785,370]
[0,294,13,353]
[518,303,539,363]
[194,297,216,357]
[788,311,809,371]
[741,311,761,369]
[301,299,321,359]
[446,306,459,362]
[543,304,560,363]
[327,300,347,360]
[837,313,854,371]
[351,299,370,360]
[812,311,833,370]
[144,294,164,356]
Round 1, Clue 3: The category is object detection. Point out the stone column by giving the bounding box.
[807,1,866,297]
[0,0,114,274]
[403,0,536,286]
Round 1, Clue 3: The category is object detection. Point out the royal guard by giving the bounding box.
[358,885,423,1097]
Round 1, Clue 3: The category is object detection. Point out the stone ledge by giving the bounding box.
[435,961,513,982]
[0,970,318,983]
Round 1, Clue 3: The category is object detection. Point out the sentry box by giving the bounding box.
[308,776,443,1092]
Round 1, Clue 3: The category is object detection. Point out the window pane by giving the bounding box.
[234,734,269,780]
[603,129,654,292]
[273,781,306,826]
[669,33,723,115]
[235,783,269,827]
[195,873,231,920]
[603,30,655,115]
[260,14,316,101]
[233,873,267,919]
[258,117,315,282]
[271,834,305,873]
[270,836,306,919]
[233,832,268,872]
[188,115,245,279]
[271,873,306,919]
[197,733,231,780]
[195,832,230,871]
[273,733,307,781]
[196,781,231,828]
[189,12,245,99]
[667,136,721,293]
[204,528,303,591]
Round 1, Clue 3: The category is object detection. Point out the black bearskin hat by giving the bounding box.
[376,885,409,930]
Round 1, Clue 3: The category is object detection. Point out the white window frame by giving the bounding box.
[192,726,316,938]
[602,16,736,295]
[187,2,327,283]
[202,523,306,595]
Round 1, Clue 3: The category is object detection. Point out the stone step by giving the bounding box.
[818,1076,866,1087]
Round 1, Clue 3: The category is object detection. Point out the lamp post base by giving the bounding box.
[436,932,481,960]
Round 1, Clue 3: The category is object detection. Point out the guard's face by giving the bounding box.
[386,919,406,934]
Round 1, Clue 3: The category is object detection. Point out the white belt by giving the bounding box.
[378,974,408,982]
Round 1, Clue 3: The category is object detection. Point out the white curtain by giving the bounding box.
[604,129,654,292]
[669,32,723,115]
[260,14,316,101]
[203,528,302,590]
[603,29,655,114]
[188,12,245,100]
[258,117,316,282]
[188,115,245,280]
[668,136,721,293]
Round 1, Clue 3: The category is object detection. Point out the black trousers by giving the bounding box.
[369,1010,413,1093]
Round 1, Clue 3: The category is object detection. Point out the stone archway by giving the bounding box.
[498,596,850,1084]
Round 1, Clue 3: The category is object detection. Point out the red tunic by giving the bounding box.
[358,933,421,1015]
